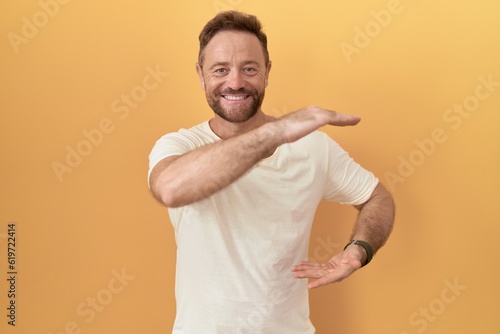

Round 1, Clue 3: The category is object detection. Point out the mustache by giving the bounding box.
[218,88,256,95]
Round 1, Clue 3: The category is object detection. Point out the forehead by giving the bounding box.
[203,30,266,65]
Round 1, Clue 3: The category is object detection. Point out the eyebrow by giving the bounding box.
[208,60,260,71]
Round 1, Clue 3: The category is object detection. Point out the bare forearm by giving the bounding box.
[352,183,395,255]
[151,121,282,207]
[150,106,362,207]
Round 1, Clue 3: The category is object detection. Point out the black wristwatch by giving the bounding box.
[343,240,373,267]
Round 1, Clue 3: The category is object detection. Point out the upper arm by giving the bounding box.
[322,135,379,205]
[354,182,393,211]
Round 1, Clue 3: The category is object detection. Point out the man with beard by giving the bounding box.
[148,11,394,334]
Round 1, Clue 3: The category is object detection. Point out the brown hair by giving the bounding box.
[198,11,270,68]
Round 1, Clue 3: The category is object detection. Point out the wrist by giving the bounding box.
[344,240,373,267]
[245,121,281,158]
[263,116,288,144]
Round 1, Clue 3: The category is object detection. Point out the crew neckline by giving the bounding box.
[202,120,279,163]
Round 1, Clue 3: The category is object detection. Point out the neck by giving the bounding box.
[209,110,274,139]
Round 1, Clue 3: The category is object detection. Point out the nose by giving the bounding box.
[226,70,245,90]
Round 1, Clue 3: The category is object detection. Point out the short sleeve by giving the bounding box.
[147,122,219,186]
[322,135,379,205]
[147,133,188,182]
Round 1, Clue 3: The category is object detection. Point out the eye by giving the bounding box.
[214,68,228,75]
[243,67,257,74]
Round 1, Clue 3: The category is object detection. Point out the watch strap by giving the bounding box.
[344,240,373,267]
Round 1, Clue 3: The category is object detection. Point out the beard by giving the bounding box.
[206,87,265,123]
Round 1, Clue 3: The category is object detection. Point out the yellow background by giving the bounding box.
[1,0,499,333]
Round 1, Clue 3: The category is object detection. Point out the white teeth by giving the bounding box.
[223,95,247,101]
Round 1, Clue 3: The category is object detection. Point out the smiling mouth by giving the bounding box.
[221,95,250,101]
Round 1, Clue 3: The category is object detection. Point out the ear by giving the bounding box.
[195,63,205,90]
[264,61,272,87]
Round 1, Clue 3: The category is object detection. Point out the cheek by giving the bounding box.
[252,77,267,90]
[255,72,268,85]
[205,75,223,90]
[262,73,269,87]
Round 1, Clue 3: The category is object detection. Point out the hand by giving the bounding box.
[276,105,361,144]
[291,247,364,289]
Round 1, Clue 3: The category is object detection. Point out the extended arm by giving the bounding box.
[150,121,280,207]
[292,183,395,288]
[149,106,361,207]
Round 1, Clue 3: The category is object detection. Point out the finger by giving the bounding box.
[308,276,333,289]
[327,112,361,127]
[291,261,322,272]
[293,269,324,279]
[308,269,349,289]
[310,107,360,126]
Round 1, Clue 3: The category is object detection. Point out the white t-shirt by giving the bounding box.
[148,121,379,334]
